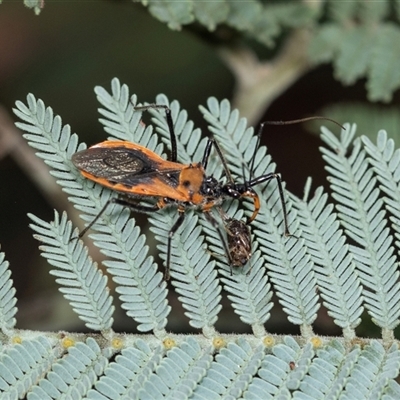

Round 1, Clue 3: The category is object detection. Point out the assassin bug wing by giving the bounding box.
[72,140,184,178]
[72,146,153,181]
[72,140,206,201]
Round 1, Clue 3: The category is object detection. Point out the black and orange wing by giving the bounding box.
[72,141,190,201]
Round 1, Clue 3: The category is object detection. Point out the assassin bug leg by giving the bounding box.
[204,211,234,271]
[165,211,185,281]
[134,104,178,162]
[245,171,289,235]
[76,197,160,240]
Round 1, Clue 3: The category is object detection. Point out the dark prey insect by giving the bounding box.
[204,206,252,274]
[72,103,290,280]
[222,211,252,270]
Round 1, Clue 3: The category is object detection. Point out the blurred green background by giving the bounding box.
[0,1,390,338]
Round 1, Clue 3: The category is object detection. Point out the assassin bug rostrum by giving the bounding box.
[72,103,292,280]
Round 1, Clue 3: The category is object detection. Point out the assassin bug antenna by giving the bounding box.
[263,116,344,129]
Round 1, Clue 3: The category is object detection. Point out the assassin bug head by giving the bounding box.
[221,116,344,236]
[217,119,290,235]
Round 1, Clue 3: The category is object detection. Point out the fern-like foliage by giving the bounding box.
[362,131,400,250]
[8,1,400,101]
[139,0,400,102]
[14,82,170,334]
[20,0,43,15]
[0,336,58,399]
[3,78,400,397]
[29,211,114,331]
[87,338,205,398]
[29,337,110,399]
[309,1,400,102]
[142,0,315,44]
[0,251,17,333]
[290,181,363,340]
[321,126,400,339]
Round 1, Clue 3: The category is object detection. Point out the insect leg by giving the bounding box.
[134,104,177,162]
[77,198,160,239]
[241,190,260,225]
[201,137,234,183]
[166,211,186,280]
[244,116,343,235]
[247,173,290,236]
[204,210,234,275]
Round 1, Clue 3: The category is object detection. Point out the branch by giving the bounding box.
[219,29,312,124]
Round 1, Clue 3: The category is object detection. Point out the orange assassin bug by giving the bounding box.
[72,103,291,280]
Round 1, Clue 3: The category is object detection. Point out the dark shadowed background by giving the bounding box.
[0,1,380,337]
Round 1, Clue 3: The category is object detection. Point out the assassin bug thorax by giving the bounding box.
[72,103,291,280]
